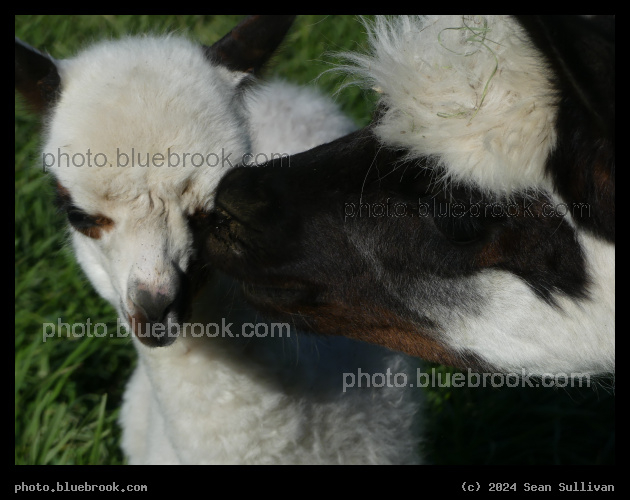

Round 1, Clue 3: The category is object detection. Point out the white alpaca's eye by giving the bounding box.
[55,183,114,239]
[66,207,114,239]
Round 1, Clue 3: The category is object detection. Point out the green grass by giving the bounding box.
[15,15,614,466]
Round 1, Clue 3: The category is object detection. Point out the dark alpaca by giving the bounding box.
[203,16,615,375]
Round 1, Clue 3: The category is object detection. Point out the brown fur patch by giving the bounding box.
[259,295,479,369]
[76,215,114,239]
[55,182,114,239]
[55,182,70,198]
[475,239,504,268]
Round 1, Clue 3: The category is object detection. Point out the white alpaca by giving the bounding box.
[15,16,422,464]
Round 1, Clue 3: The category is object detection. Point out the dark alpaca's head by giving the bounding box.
[203,16,615,375]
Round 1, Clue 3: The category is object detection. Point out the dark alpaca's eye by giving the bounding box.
[432,206,486,244]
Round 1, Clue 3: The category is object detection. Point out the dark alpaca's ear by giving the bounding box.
[204,15,296,76]
[516,15,614,137]
[516,15,615,242]
[15,38,61,113]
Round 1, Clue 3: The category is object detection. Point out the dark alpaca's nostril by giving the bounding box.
[208,165,301,268]
[206,207,232,231]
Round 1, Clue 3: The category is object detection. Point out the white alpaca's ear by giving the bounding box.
[15,37,61,113]
[204,15,295,84]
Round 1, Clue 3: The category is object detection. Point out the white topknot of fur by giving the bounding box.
[339,15,558,196]
[45,35,250,214]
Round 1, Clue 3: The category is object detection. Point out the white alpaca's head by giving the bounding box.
[15,16,296,347]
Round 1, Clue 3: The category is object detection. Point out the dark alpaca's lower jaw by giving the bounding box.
[241,280,320,310]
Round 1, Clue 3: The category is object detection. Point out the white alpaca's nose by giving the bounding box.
[127,273,184,347]
[132,289,175,322]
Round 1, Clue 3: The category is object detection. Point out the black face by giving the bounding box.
[200,126,591,368]
[199,15,614,369]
